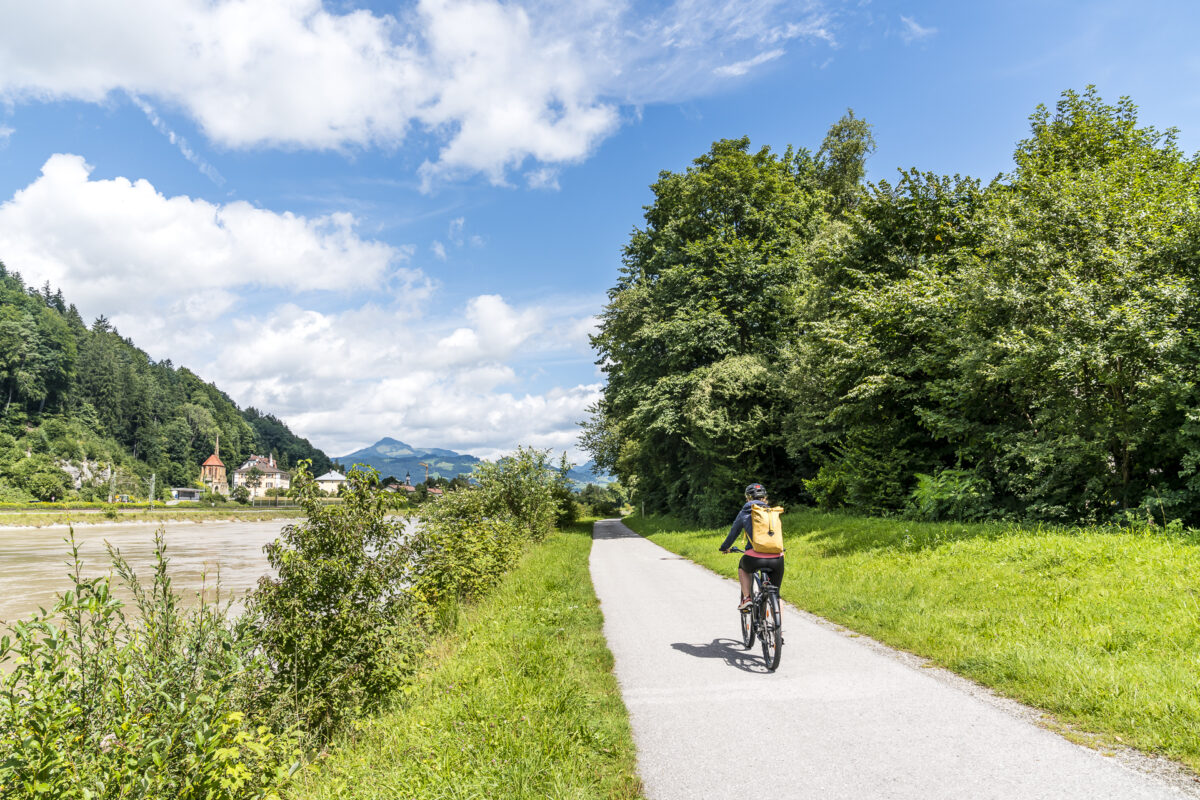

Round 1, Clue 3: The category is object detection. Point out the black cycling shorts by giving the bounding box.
[739,554,784,589]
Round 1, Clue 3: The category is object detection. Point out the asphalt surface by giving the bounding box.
[589,519,1193,800]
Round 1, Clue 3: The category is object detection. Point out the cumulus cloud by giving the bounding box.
[431,240,447,261]
[0,125,12,145]
[214,297,601,460]
[0,156,599,460]
[899,15,937,44]
[0,0,836,186]
[0,153,412,345]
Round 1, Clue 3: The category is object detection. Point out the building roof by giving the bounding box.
[202,454,225,467]
[316,470,347,482]
[233,455,288,476]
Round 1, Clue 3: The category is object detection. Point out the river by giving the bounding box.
[0,519,290,623]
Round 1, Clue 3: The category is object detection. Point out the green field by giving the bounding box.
[626,511,1200,771]
[290,520,644,800]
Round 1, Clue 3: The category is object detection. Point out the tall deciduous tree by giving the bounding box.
[587,135,831,523]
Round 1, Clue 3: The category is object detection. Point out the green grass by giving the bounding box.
[626,510,1200,771]
[289,519,644,800]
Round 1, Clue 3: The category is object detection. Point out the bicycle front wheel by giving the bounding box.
[740,606,755,649]
[760,591,782,671]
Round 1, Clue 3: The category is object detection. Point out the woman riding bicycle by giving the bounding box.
[718,483,784,611]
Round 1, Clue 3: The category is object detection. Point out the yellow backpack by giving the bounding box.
[746,504,784,554]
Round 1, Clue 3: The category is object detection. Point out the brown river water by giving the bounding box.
[0,520,289,624]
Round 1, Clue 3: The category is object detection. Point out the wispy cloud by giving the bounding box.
[129,95,224,186]
[0,125,12,144]
[526,166,560,190]
[431,240,447,261]
[714,49,785,77]
[899,15,937,44]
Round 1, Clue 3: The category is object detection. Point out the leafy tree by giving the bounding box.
[816,109,877,215]
[587,135,829,523]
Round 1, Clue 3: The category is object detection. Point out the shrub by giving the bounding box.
[0,530,298,798]
[909,469,992,521]
[245,463,421,742]
[406,446,566,626]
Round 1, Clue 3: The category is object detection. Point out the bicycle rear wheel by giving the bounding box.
[760,590,782,671]
[740,606,755,648]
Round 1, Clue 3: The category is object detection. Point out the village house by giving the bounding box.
[230,454,291,499]
[315,469,347,494]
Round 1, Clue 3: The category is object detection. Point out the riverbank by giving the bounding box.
[290,519,644,800]
[0,506,306,528]
[626,511,1200,773]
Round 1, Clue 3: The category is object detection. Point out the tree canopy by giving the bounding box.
[587,89,1200,526]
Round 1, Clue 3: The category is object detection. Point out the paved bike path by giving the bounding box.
[589,519,1192,800]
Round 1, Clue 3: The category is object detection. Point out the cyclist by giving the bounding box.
[719,482,784,611]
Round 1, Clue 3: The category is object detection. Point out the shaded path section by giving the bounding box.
[589,519,1190,800]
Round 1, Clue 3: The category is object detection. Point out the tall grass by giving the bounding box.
[289,520,644,800]
[627,510,1200,770]
[0,529,299,799]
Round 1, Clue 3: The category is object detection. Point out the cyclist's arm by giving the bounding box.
[719,509,749,551]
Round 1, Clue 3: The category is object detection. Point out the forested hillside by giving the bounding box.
[0,266,331,501]
[586,88,1200,526]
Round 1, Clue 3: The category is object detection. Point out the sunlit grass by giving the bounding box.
[289,519,644,800]
[627,511,1200,771]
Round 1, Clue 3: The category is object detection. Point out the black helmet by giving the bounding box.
[745,483,767,499]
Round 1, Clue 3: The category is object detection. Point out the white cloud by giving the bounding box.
[0,154,411,344]
[0,0,836,186]
[0,125,12,145]
[0,157,600,460]
[525,166,560,190]
[899,15,937,44]
[213,297,600,460]
[448,216,466,246]
[713,49,785,77]
[431,240,447,261]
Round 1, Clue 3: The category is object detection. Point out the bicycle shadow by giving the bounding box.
[670,638,773,674]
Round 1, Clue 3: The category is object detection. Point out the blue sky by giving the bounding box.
[1,0,1197,461]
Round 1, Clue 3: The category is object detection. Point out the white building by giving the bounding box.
[315,470,347,494]
[230,455,291,499]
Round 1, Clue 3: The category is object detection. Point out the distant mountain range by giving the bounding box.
[335,437,613,487]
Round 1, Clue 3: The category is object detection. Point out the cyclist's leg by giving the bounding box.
[736,555,754,606]
[765,557,784,591]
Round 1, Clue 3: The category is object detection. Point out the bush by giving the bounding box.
[909,469,992,521]
[231,484,251,504]
[246,463,420,742]
[406,447,566,627]
[0,530,298,798]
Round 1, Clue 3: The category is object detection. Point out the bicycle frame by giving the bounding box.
[729,547,783,670]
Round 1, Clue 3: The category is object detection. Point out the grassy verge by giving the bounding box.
[289,519,644,800]
[0,507,306,527]
[626,511,1200,771]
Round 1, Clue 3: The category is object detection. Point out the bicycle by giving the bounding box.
[728,547,783,671]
